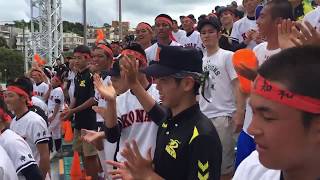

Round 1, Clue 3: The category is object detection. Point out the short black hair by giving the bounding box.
[7,76,34,97]
[266,0,294,20]
[258,45,320,128]
[155,14,173,24]
[73,45,91,55]
[197,18,222,32]
[198,14,207,21]
[172,20,178,24]
[123,42,146,58]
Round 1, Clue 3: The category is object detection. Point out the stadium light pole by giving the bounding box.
[83,0,87,45]
[119,0,123,41]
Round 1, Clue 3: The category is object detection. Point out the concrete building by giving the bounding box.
[63,32,84,50]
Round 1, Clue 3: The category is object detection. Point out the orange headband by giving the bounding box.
[7,86,32,107]
[137,22,153,32]
[97,44,114,57]
[155,17,173,27]
[253,75,320,113]
[121,49,147,67]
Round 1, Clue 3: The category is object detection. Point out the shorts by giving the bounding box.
[49,113,61,140]
[235,130,256,170]
[209,116,237,175]
[72,129,98,157]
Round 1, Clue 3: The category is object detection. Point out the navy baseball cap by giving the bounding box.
[142,46,203,78]
[107,60,121,77]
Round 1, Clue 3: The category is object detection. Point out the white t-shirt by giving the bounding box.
[115,84,160,162]
[199,48,238,118]
[230,16,258,49]
[33,82,49,101]
[179,30,203,51]
[233,150,280,180]
[303,6,320,30]
[95,75,111,123]
[0,129,37,176]
[10,111,50,163]
[31,96,48,116]
[47,87,64,113]
[172,29,186,44]
[242,42,281,133]
[145,41,181,63]
[0,145,18,180]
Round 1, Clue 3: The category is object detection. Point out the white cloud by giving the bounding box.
[0,0,242,27]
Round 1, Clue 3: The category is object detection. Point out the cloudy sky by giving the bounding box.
[0,0,242,28]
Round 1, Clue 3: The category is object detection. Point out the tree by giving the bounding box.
[63,21,84,36]
[0,37,8,48]
[0,47,24,83]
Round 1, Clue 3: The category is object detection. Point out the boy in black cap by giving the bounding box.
[107,46,222,180]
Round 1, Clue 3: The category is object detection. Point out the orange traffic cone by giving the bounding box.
[70,151,82,180]
[61,121,67,135]
[64,121,73,143]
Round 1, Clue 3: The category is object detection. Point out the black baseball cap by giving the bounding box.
[107,60,121,77]
[142,46,203,78]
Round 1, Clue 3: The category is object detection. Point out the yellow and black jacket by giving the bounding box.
[149,103,222,180]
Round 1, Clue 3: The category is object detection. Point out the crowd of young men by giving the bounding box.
[0,0,320,179]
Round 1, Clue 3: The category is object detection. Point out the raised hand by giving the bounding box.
[234,63,258,81]
[93,73,116,102]
[277,19,298,49]
[121,140,154,179]
[81,129,104,149]
[293,21,320,46]
[120,55,140,88]
[107,161,134,180]
[81,129,104,144]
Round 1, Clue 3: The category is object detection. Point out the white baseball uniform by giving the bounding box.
[172,29,187,44]
[31,96,48,116]
[33,82,49,101]
[145,41,181,63]
[0,129,37,177]
[233,151,280,180]
[242,42,281,134]
[10,111,50,163]
[115,84,160,162]
[230,16,258,50]
[179,30,203,51]
[47,87,64,139]
[0,145,18,180]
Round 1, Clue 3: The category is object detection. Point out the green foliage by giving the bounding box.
[0,47,24,82]
[63,21,84,36]
[0,37,8,48]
